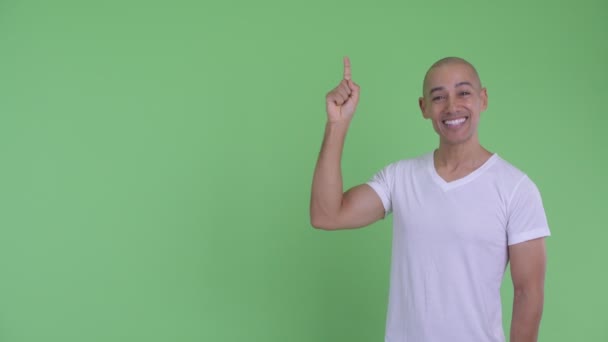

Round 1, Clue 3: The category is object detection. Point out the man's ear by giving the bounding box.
[419,97,429,119]
[480,88,488,111]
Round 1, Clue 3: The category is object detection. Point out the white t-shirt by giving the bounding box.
[367,152,550,342]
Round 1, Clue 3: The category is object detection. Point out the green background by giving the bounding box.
[0,0,606,341]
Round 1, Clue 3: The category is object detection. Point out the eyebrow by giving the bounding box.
[429,81,475,95]
[455,81,474,88]
[429,86,445,95]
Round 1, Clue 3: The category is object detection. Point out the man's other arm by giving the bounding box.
[509,237,547,342]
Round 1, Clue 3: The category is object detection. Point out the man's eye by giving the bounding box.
[432,96,445,101]
[460,91,470,96]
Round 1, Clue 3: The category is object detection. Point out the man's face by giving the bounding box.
[419,62,488,146]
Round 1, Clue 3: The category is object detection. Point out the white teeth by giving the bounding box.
[444,118,466,126]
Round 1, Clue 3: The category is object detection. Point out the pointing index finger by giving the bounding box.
[343,56,352,81]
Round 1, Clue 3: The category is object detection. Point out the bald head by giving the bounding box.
[422,57,482,96]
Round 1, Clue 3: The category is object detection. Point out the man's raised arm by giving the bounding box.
[310,57,385,230]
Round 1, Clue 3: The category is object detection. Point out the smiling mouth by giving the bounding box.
[442,117,468,126]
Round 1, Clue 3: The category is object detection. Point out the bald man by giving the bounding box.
[310,57,550,342]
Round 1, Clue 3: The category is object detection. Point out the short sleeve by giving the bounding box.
[366,163,395,217]
[506,175,551,245]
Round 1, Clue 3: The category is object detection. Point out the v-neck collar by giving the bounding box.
[427,152,499,191]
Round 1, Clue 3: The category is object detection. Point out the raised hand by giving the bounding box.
[325,56,360,123]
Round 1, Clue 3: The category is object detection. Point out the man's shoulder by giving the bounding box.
[492,154,525,173]
[370,152,431,182]
[487,154,532,187]
[386,152,432,169]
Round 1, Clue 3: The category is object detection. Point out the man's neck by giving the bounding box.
[434,139,492,174]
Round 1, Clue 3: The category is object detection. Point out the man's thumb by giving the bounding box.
[348,80,360,100]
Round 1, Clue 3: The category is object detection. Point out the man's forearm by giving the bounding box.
[310,121,350,228]
[510,288,544,342]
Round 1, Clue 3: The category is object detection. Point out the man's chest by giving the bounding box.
[391,179,508,247]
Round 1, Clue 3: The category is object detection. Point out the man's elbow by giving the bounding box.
[310,217,335,230]
[513,280,545,298]
[513,284,545,317]
[310,203,335,230]
[310,212,341,230]
[513,283,545,301]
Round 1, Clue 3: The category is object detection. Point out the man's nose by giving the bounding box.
[447,96,458,115]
